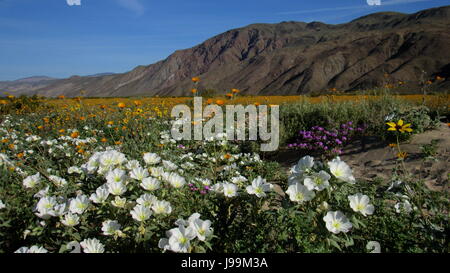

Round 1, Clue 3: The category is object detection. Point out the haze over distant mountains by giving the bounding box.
[3,5,450,97]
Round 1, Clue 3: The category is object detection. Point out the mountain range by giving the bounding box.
[2,5,450,97]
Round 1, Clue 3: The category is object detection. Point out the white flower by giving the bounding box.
[328,157,355,184]
[394,200,413,214]
[222,183,238,197]
[159,225,196,253]
[49,175,68,188]
[162,160,178,171]
[15,246,49,253]
[101,220,122,236]
[140,177,161,191]
[125,160,141,170]
[152,200,172,215]
[366,241,381,253]
[61,212,80,227]
[150,166,164,178]
[210,183,223,193]
[246,176,273,197]
[304,170,331,191]
[290,156,315,183]
[23,173,41,189]
[69,195,90,214]
[130,204,152,222]
[35,196,60,219]
[99,150,126,169]
[166,173,186,188]
[111,196,127,208]
[136,193,157,208]
[68,166,83,174]
[90,185,110,204]
[231,175,247,185]
[323,211,353,234]
[143,153,161,165]
[129,166,149,181]
[0,199,5,210]
[106,168,127,183]
[196,178,211,186]
[80,238,105,253]
[189,218,213,241]
[286,182,315,203]
[348,193,374,216]
[108,181,127,196]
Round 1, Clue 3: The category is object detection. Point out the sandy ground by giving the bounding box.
[272,123,450,192]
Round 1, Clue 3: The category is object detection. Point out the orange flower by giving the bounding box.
[79,116,86,121]
[388,143,397,148]
[117,102,126,108]
[206,98,213,104]
[43,117,50,123]
[37,125,44,130]
[216,99,224,106]
[58,129,66,134]
[100,105,107,110]
[435,76,444,81]
[397,152,408,159]
[0,100,8,105]
[17,153,24,159]
[254,102,261,106]
[223,153,232,160]
[58,95,66,99]
[107,121,114,125]
[1,139,9,143]
[191,77,200,83]
[191,88,198,94]
[426,80,433,85]
[77,149,85,154]
[114,141,122,145]
[101,138,108,143]
[134,100,142,106]
[231,88,240,93]
[7,95,14,99]
[226,93,233,98]
[70,132,80,138]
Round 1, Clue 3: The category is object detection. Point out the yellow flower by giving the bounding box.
[231,88,240,93]
[388,143,397,148]
[397,152,408,159]
[117,102,126,108]
[386,120,413,133]
[191,77,200,83]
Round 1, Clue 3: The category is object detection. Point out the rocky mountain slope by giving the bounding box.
[5,5,450,97]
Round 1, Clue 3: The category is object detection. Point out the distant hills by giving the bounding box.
[3,5,450,97]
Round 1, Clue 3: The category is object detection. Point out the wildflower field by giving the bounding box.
[0,92,448,253]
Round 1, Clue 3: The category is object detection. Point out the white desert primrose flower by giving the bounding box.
[125,159,141,170]
[101,220,122,236]
[348,193,375,216]
[49,175,68,188]
[246,176,273,197]
[162,160,178,171]
[107,181,127,196]
[140,177,161,191]
[290,156,315,182]
[323,211,353,234]
[106,168,127,183]
[166,172,186,188]
[0,199,5,210]
[150,166,164,178]
[222,183,238,197]
[189,218,213,241]
[304,170,331,191]
[61,212,80,227]
[159,225,197,253]
[111,196,127,208]
[68,166,83,174]
[130,204,152,222]
[69,195,90,214]
[129,166,149,181]
[80,238,105,253]
[327,157,356,184]
[136,193,157,208]
[366,241,381,253]
[143,152,161,165]
[15,246,49,253]
[23,173,41,189]
[286,182,315,203]
[394,199,414,214]
[152,200,173,215]
[90,185,110,204]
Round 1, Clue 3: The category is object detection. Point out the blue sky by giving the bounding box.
[0,0,448,81]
